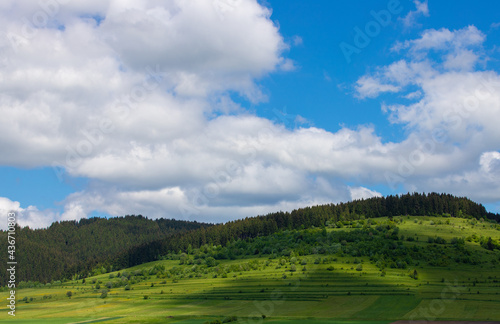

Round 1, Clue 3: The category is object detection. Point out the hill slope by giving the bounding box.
[2,215,499,323]
[1,193,498,285]
[0,215,211,284]
[106,192,500,274]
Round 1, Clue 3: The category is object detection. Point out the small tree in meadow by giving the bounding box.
[205,257,216,267]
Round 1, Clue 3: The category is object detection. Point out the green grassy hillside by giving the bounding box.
[1,215,499,323]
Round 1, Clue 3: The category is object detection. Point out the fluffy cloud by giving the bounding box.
[355,76,401,99]
[392,26,485,71]
[407,26,484,52]
[400,0,429,28]
[356,26,500,203]
[349,187,382,201]
[0,0,288,166]
[416,151,500,202]
[0,197,59,230]
[99,0,287,98]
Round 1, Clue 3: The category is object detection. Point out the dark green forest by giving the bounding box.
[0,216,210,285]
[1,192,498,286]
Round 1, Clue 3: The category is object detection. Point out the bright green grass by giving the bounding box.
[265,321,390,324]
[1,216,499,323]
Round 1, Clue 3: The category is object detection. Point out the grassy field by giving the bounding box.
[1,216,499,323]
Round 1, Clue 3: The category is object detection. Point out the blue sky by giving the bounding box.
[1,0,499,229]
[257,0,500,135]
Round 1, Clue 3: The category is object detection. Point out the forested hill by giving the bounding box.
[1,193,498,286]
[0,216,211,285]
[108,193,499,276]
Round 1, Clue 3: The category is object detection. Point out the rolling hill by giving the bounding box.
[1,193,499,323]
